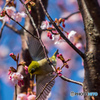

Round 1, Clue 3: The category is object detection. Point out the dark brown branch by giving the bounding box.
[5,12,38,39]
[60,75,83,86]
[63,11,80,20]
[39,0,85,59]
[0,21,6,38]
[84,0,100,33]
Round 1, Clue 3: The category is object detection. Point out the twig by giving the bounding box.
[60,75,83,86]
[19,0,56,72]
[15,85,17,100]
[63,11,80,20]
[2,0,11,11]
[0,21,6,38]
[39,0,85,59]
[36,74,58,100]
[5,12,38,39]
[5,23,21,34]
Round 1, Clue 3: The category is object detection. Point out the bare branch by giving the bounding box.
[0,21,6,38]
[63,11,80,20]
[39,0,85,59]
[60,75,83,86]
[5,12,38,39]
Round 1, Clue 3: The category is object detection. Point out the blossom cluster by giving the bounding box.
[41,19,83,50]
[8,53,28,87]
[17,93,36,100]
[8,69,24,87]
[0,3,26,23]
[56,53,71,76]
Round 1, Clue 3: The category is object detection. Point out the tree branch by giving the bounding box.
[39,0,85,59]
[63,11,80,20]
[0,21,6,38]
[60,75,83,86]
[5,12,38,39]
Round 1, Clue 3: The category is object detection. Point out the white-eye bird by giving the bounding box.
[27,37,58,100]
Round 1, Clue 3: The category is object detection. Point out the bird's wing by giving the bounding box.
[27,37,48,61]
[36,73,55,100]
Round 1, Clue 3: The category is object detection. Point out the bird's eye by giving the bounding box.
[31,68,35,73]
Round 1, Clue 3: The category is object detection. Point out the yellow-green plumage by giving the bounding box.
[28,50,58,75]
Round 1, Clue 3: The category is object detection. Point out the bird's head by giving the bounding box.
[28,61,40,75]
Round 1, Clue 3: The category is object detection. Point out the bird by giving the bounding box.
[27,37,58,100]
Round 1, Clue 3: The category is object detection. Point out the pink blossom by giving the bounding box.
[9,75,12,80]
[27,95,36,100]
[8,71,11,75]
[15,12,26,22]
[24,66,28,74]
[17,93,28,100]
[18,80,24,87]
[41,20,49,29]
[0,15,10,22]
[5,6,16,16]
[65,64,69,68]
[47,32,53,39]
[68,30,76,41]
[75,42,82,49]
[54,36,65,45]
[57,53,62,58]
[9,53,14,56]
[10,72,24,86]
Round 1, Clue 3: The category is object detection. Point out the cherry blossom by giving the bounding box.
[54,36,65,44]
[0,15,10,22]
[27,95,36,100]
[75,42,82,49]
[68,30,76,42]
[56,67,62,76]
[9,72,24,86]
[24,65,28,74]
[15,12,26,22]
[9,52,17,61]
[41,20,49,29]
[17,93,28,100]
[5,6,16,17]
[47,32,55,40]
